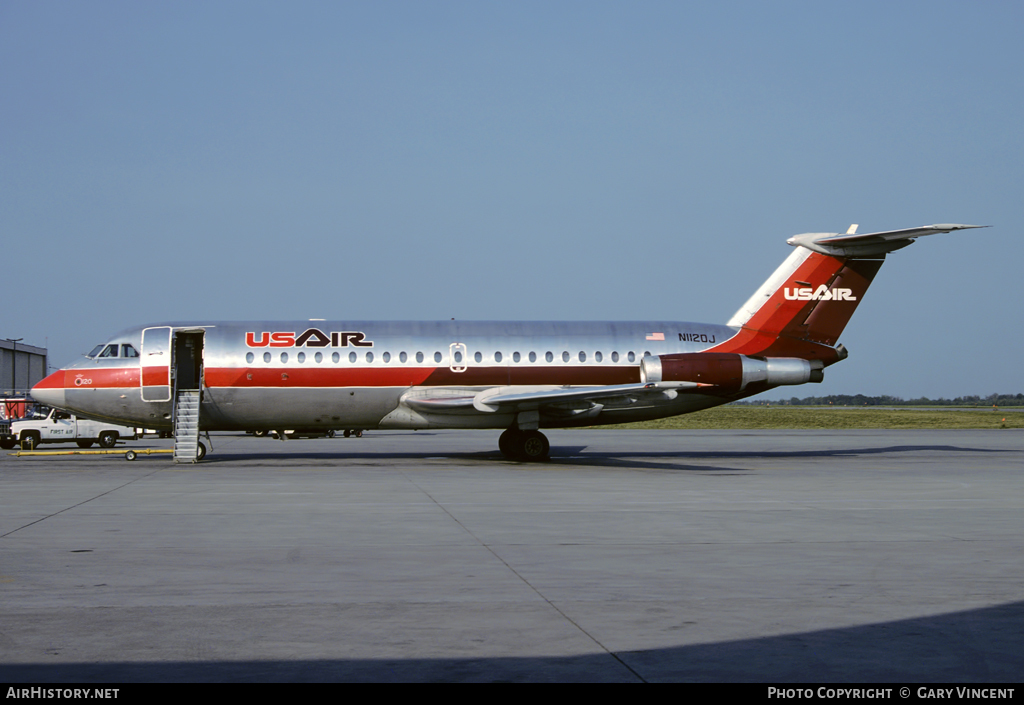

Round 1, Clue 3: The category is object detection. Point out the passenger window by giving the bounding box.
[383,352,391,363]
[595,351,603,362]
[474,352,482,363]
[263,352,272,363]
[512,352,521,363]
[528,352,536,363]
[628,352,635,362]
[546,352,553,363]
[611,351,619,362]
[297,352,306,363]
[315,352,323,363]
[579,351,586,362]
[349,352,357,363]
[434,352,442,363]
[416,352,424,363]
[332,352,340,363]
[400,352,408,363]
[365,352,374,363]
[246,352,254,364]
[495,352,503,363]
[562,351,570,363]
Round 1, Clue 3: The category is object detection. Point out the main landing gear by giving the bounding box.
[498,428,550,462]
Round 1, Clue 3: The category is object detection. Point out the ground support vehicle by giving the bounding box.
[0,419,13,450]
[10,408,138,450]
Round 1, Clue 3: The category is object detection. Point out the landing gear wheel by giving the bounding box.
[499,429,549,461]
[196,442,207,462]
[499,428,522,459]
[343,430,351,437]
[98,432,118,449]
[77,440,94,449]
[326,430,336,438]
[355,429,363,438]
[520,430,550,461]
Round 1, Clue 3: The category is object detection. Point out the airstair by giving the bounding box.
[173,389,201,463]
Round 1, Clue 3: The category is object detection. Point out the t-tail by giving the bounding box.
[709,223,987,366]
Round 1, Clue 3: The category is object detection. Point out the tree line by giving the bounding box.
[733,393,1024,407]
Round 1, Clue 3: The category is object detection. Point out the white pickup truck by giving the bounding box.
[9,408,137,450]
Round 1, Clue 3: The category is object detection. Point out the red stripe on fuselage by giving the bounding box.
[46,364,642,391]
[141,367,169,386]
[34,369,66,389]
[204,365,638,389]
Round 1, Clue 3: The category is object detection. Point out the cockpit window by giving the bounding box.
[121,344,139,358]
[87,345,104,358]
[98,344,119,358]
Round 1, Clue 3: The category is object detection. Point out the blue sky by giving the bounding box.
[2,1,1020,398]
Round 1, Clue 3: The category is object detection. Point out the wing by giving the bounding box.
[399,380,703,417]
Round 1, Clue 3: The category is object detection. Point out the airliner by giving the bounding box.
[31,223,983,462]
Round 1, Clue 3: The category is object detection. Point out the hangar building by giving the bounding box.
[1,339,48,396]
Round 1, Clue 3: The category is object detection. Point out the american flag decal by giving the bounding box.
[646,332,665,341]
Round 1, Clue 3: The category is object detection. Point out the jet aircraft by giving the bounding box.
[32,224,984,462]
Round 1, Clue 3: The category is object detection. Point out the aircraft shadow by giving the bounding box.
[3,599,1021,682]
[194,443,1009,475]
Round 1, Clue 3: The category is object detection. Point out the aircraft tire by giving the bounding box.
[498,428,522,459]
[98,432,118,448]
[196,442,207,461]
[520,430,550,462]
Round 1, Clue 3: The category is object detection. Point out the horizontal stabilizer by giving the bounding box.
[787,224,987,257]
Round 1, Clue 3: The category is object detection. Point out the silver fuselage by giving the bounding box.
[39,320,742,431]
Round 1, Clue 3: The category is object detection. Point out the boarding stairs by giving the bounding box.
[173,389,201,463]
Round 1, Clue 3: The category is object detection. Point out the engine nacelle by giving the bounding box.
[640,353,823,391]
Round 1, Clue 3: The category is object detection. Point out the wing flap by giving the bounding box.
[473,381,701,412]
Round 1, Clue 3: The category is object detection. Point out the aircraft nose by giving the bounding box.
[32,370,67,409]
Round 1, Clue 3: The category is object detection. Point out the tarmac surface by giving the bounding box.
[1,429,1022,683]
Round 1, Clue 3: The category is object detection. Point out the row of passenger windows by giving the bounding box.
[244,350,651,365]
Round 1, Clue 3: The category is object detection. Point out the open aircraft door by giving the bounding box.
[141,326,172,402]
[141,327,206,402]
[172,330,205,394]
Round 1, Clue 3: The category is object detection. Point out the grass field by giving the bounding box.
[597,406,1024,430]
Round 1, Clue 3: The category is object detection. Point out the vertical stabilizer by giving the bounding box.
[714,224,985,361]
